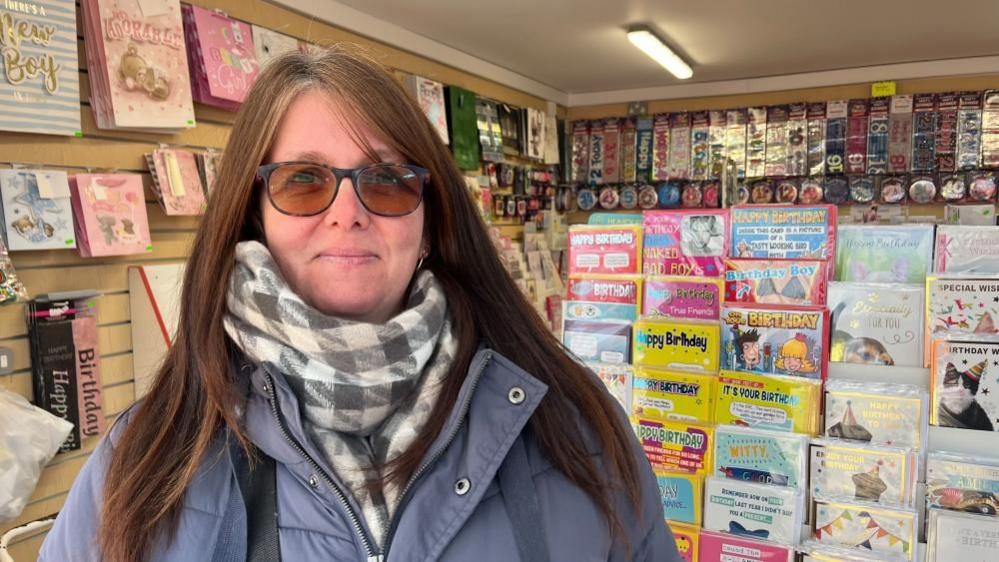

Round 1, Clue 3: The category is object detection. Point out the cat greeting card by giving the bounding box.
[0,170,76,251]
[642,210,728,277]
[931,338,999,432]
[836,225,935,284]
[721,304,830,380]
[829,283,925,367]
[69,173,151,257]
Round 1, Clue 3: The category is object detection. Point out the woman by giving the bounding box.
[41,45,678,561]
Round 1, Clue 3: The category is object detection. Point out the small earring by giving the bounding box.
[416,249,428,270]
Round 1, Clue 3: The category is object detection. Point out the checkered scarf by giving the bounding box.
[223,241,456,547]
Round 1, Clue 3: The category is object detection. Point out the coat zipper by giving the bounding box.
[263,371,381,561]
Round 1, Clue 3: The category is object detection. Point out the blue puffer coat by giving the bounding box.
[40,348,681,561]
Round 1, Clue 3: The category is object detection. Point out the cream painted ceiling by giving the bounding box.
[325,0,999,94]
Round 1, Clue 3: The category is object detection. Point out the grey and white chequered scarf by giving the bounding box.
[223,241,456,547]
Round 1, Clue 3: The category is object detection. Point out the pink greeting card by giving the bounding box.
[183,5,259,111]
[643,210,728,277]
[70,174,151,257]
[151,149,206,215]
[698,530,794,562]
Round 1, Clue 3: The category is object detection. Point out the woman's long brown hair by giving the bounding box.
[99,44,641,561]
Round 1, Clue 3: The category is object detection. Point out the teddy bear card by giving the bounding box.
[69,174,151,257]
[0,170,76,251]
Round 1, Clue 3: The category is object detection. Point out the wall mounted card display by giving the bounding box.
[81,0,195,132]
[911,93,938,173]
[811,499,917,561]
[620,117,638,183]
[720,304,830,380]
[829,283,925,368]
[652,113,671,181]
[564,275,641,324]
[824,380,928,449]
[698,530,795,562]
[930,337,999,432]
[703,476,804,545]
[633,418,713,474]
[786,103,808,177]
[656,471,704,525]
[936,92,960,174]
[690,111,711,181]
[746,107,768,178]
[588,119,606,185]
[714,371,822,434]
[798,541,908,562]
[0,0,81,136]
[570,120,590,182]
[713,425,808,488]
[642,209,727,276]
[632,367,716,423]
[726,108,749,178]
[563,320,631,364]
[825,100,848,176]
[934,225,999,274]
[807,102,828,176]
[0,238,28,304]
[836,224,935,283]
[182,5,260,111]
[888,95,913,173]
[846,99,869,174]
[926,277,999,366]
[635,116,654,182]
[957,91,983,170]
[602,118,621,183]
[926,508,999,561]
[148,148,207,215]
[643,276,723,321]
[587,362,632,414]
[27,292,105,453]
[669,112,692,180]
[402,74,450,145]
[709,110,728,179]
[669,522,699,562]
[69,174,152,257]
[764,105,789,177]
[567,225,642,274]
[251,25,300,68]
[730,205,837,263]
[723,259,829,306]
[867,97,891,175]
[926,451,999,515]
[0,170,76,251]
[632,319,720,373]
[810,438,919,506]
[983,90,999,169]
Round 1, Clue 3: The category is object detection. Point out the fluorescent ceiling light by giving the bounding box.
[627,27,693,80]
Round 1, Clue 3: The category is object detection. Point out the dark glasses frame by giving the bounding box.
[256,161,431,217]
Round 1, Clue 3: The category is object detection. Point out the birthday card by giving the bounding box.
[721,304,830,380]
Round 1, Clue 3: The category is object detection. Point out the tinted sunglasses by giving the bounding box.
[257,161,430,217]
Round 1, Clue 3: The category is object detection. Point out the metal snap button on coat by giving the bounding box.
[508,386,525,405]
[308,474,319,488]
[454,477,471,496]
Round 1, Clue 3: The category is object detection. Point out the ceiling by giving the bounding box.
[322,0,999,94]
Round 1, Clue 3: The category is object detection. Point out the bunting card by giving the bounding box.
[936,92,959,174]
[829,283,925,368]
[402,74,449,144]
[836,224,935,284]
[957,92,983,170]
[846,99,869,174]
[786,103,808,177]
[724,259,829,306]
[656,471,703,525]
[633,418,713,475]
[811,500,917,561]
[652,113,670,181]
[824,100,848,175]
[930,338,999,433]
[712,425,808,488]
[926,508,999,561]
[726,108,748,178]
[926,452,999,514]
[926,277,999,365]
[0,169,76,251]
[934,225,999,274]
[632,319,720,374]
[867,97,891,175]
[824,380,928,449]
[564,275,641,324]
[703,476,803,546]
[0,0,82,136]
[713,371,822,435]
[708,109,728,179]
[587,362,632,415]
[799,542,908,562]
[69,173,151,257]
[632,367,716,424]
[698,530,794,562]
[642,210,727,277]
[746,107,767,177]
[669,522,699,562]
[888,95,913,173]
[729,205,837,263]
[567,225,642,275]
[643,276,722,321]
[810,439,919,506]
[764,105,788,177]
[720,304,830,380]
[807,102,827,176]
[668,112,691,180]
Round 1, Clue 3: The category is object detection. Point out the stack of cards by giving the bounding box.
[699,530,794,562]
[146,148,208,216]
[0,170,76,251]
[721,304,830,380]
[656,471,704,525]
[182,4,260,111]
[642,210,728,276]
[69,174,152,257]
[404,74,450,145]
[930,337,999,432]
[829,283,925,367]
[934,225,999,274]
[926,508,999,561]
[713,425,809,489]
[632,367,715,423]
[926,451,999,515]
[632,319,720,374]
[703,476,804,545]
[810,439,919,507]
[714,371,822,435]
[568,225,643,275]
[926,276,999,364]
[811,499,918,561]
[669,522,699,562]
[633,418,713,474]
[643,276,722,321]
[729,205,837,264]
[835,225,935,284]
[588,362,633,414]
[724,259,829,306]
[823,380,928,450]
[564,275,641,324]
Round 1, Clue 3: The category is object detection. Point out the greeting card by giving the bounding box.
[824,380,928,449]
[713,371,822,435]
[720,304,830,380]
[0,0,82,136]
[568,225,642,275]
[149,148,207,215]
[0,170,76,251]
[926,452,999,514]
[836,225,935,284]
[730,205,837,263]
[930,338,999,432]
[812,500,917,561]
[829,283,925,367]
[669,522,699,562]
[724,259,829,306]
[656,471,703,525]
[810,439,918,506]
[587,362,632,414]
[632,367,715,424]
[564,275,641,324]
[642,210,727,277]
[183,5,260,111]
[934,226,999,275]
[703,476,803,545]
[69,174,151,257]
[404,74,449,144]
[632,319,720,374]
[251,25,300,68]
[712,425,808,489]
[698,530,794,562]
[633,418,713,475]
[926,277,999,364]
[562,320,630,365]
[643,276,722,321]
[926,509,999,561]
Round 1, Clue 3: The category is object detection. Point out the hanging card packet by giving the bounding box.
[746,107,767,178]
[720,304,830,380]
[703,476,804,545]
[713,370,822,435]
[70,174,152,257]
[726,108,748,179]
[763,105,789,177]
[643,276,723,321]
[982,89,999,169]
[0,170,76,251]
[652,114,671,181]
[957,91,983,170]
[912,93,937,173]
[570,120,590,183]
[846,99,869,174]
[713,425,809,489]
[888,95,914,173]
[183,5,260,111]
[807,102,827,176]
[708,110,728,179]
[690,111,711,181]
[602,118,621,184]
[723,259,829,306]
[786,103,808,176]
[825,100,848,176]
[935,92,959,174]
[632,367,716,424]
[867,97,891,175]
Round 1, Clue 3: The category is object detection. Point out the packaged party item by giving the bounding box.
[824,379,928,449]
[148,148,207,216]
[787,103,808,176]
[632,367,716,423]
[811,499,917,561]
[967,171,998,203]
[632,319,720,373]
[867,97,891,175]
[570,120,590,183]
[724,259,829,306]
[825,100,848,175]
[798,541,908,562]
[642,209,728,277]
[926,508,999,561]
[957,91,983,170]
[633,418,713,474]
[602,118,621,183]
[934,225,999,274]
[652,114,671,181]
[669,112,692,180]
[698,530,794,562]
[0,0,82,136]
[714,370,822,434]
[562,320,630,365]
[619,117,638,183]
[925,276,999,364]
[476,100,504,163]
[726,108,749,178]
[703,476,804,545]
[0,238,28,305]
[846,99,869,174]
[729,205,837,263]
[912,93,937,173]
[656,471,703,525]
[669,522,699,562]
[708,110,728,179]
[746,107,767,178]
[636,116,654,183]
[764,105,789,177]
[713,425,809,488]
[849,176,877,205]
[888,95,913,173]
[984,90,999,169]
[720,304,830,380]
[643,276,723,321]
[936,92,959,173]
[587,362,633,414]
[945,204,996,226]
[930,337,999,432]
[829,283,925,368]
[810,438,919,506]
[564,275,641,324]
[567,225,642,275]
[926,451,999,515]
[69,174,152,257]
[182,4,260,111]
[836,224,934,283]
[0,170,76,251]
[807,102,828,176]
[690,111,711,181]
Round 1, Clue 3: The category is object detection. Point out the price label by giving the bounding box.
[871,81,897,97]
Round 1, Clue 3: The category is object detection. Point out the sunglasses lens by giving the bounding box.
[268,164,335,215]
[357,165,424,216]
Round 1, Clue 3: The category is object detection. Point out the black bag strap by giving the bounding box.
[235,445,282,562]
[497,437,551,562]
